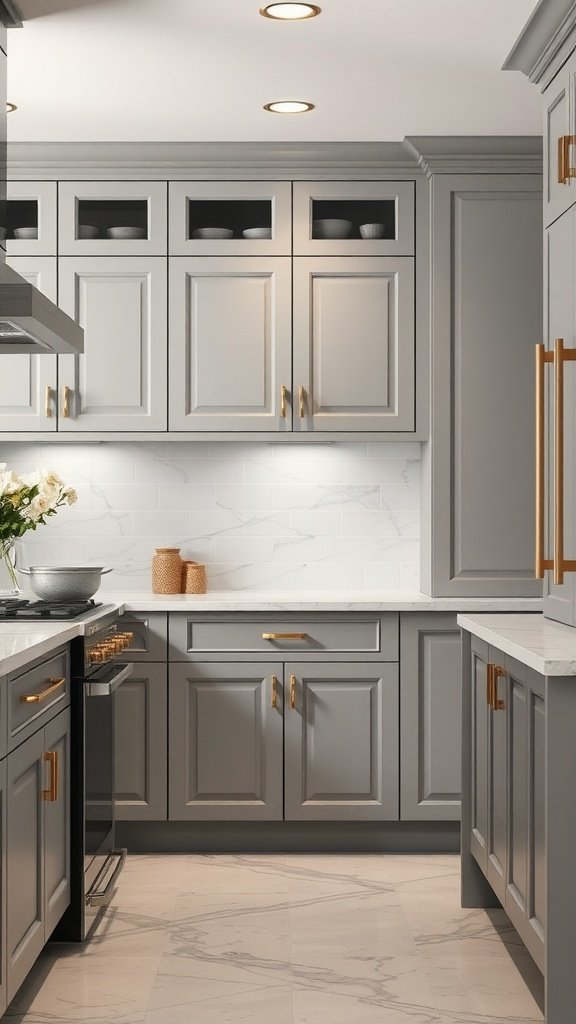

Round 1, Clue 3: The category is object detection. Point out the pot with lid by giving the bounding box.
[17,566,113,602]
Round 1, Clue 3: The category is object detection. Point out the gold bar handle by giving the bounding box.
[271,675,278,709]
[535,344,546,578]
[486,663,494,709]
[280,384,287,419]
[554,338,565,585]
[559,135,569,184]
[42,751,58,802]
[62,385,71,419]
[21,676,66,704]
[492,667,507,711]
[290,673,296,710]
[262,632,307,640]
[298,385,305,418]
[45,385,53,419]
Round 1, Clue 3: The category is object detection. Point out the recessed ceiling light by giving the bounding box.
[264,100,315,114]
[6,103,17,113]
[260,3,321,19]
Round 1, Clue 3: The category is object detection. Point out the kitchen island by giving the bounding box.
[459,611,576,1024]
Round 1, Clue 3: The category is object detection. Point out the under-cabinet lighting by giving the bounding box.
[260,3,321,19]
[264,100,315,114]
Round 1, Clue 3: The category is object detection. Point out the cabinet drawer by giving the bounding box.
[119,613,168,662]
[8,648,70,751]
[169,614,398,661]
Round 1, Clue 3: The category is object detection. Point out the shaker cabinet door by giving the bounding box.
[293,257,415,431]
[58,256,167,431]
[115,664,168,821]
[544,55,576,228]
[0,257,58,431]
[469,637,490,872]
[168,662,283,821]
[168,257,292,431]
[284,662,399,821]
[485,648,507,903]
[43,710,71,940]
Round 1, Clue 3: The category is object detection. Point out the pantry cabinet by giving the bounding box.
[293,257,415,432]
[0,256,58,430]
[543,51,576,228]
[58,256,168,431]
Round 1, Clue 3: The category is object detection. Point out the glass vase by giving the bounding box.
[0,540,18,596]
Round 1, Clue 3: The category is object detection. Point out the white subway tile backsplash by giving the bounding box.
[6,441,421,591]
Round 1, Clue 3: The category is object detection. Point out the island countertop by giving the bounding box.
[458,612,576,676]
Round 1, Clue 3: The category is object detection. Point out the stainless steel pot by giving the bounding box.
[17,566,113,602]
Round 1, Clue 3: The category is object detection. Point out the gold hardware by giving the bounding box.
[262,632,307,640]
[554,337,565,584]
[44,385,53,419]
[272,675,278,709]
[21,677,66,704]
[298,385,305,418]
[492,667,507,711]
[559,135,566,184]
[558,135,576,184]
[486,663,494,709]
[42,751,58,802]
[280,384,287,419]
[290,673,296,710]
[62,385,70,419]
[535,344,545,578]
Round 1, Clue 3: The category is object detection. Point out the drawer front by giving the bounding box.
[120,612,168,662]
[169,614,399,662]
[8,648,70,751]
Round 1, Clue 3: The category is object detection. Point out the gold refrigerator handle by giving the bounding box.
[554,338,565,585]
[535,345,545,578]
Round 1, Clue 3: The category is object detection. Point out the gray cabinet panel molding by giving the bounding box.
[119,613,168,662]
[43,710,70,938]
[115,664,168,821]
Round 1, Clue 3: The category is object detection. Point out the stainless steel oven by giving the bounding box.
[55,609,133,941]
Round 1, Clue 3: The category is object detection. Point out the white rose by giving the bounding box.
[65,488,78,506]
[41,470,63,490]
[0,469,23,497]
[22,494,51,521]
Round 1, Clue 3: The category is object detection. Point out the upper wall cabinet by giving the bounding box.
[293,257,415,432]
[544,51,576,228]
[5,182,57,256]
[58,256,168,431]
[169,257,292,431]
[293,181,415,255]
[168,181,292,255]
[58,181,167,255]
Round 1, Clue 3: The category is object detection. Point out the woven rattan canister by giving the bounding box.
[182,560,207,594]
[152,547,183,594]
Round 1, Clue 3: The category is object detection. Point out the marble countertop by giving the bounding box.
[0,602,123,676]
[117,590,543,612]
[458,612,576,676]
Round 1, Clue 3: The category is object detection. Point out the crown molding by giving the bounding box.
[503,0,576,89]
[0,0,22,28]
[404,136,543,178]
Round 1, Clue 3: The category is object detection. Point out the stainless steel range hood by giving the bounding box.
[0,262,84,354]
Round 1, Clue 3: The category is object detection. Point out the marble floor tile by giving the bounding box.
[144,984,295,1024]
[283,853,395,894]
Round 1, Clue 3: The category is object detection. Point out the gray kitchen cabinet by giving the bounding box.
[58,256,168,431]
[58,180,167,255]
[423,173,543,596]
[400,614,461,821]
[284,662,399,821]
[292,257,415,432]
[469,637,490,871]
[543,51,576,228]
[169,180,292,256]
[6,181,58,256]
[6,707,71,1001]
[168,662,284,821]
[0,256,57,431]
[115,663,167,821]
[292,180,415,256]
[168,257,292,432]
[0,758,7,1019]
[118,612,168,663]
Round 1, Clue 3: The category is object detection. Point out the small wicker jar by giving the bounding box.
[152,547,183,594]
[182,560,207,594]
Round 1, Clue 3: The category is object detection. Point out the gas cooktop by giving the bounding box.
[0,598,102,620]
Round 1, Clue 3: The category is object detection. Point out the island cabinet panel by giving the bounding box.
[469,637,490,871]
[168,257,292,432]
[0,257,57,432]
[0,759,6,1019]
[43,710,71,939]
[292,257,415,432]
[168,662,284,821]
[115,664,168,821]
[400,614,461,821]
[58,256,168,431]
[283,662,399,821]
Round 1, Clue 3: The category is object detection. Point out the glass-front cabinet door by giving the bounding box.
[168,181,291,255]
[58,181,167,255]
[5,181,57,256]
[293,180,415,256]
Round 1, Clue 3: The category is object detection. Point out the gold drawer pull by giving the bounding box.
[280,384,287,419]
[298,385,305,418]
[492,666,507,711]
[21,676,66,704]
[486,663,494,709]
[42,750,59,802]
[271,675,278,709]
[45,385,53,419]
[290,673,296,710]
[262,632,307,640]
[62,385,71,418]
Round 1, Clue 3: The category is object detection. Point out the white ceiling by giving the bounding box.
[7,0,542,142]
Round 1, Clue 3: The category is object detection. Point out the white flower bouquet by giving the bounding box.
[0,464,78,591]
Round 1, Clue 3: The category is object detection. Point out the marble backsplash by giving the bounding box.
[3,441,421,592]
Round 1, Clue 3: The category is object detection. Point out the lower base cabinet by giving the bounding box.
[6,708,70,1002]
[115,664,168,821]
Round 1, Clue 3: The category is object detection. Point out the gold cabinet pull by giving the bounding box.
[21,676,66,704]
[289,673,296,710]
[62,385,71,418]
[262,632,307,641]
[486,663,494,709]
[271,675,278,709]
[298,385,305,418]
[42,750,59,802]
[554,337,565,585]
[45,385,53,419]
[492,667,507,711]
[280,384,287,419]
[558,135,576,184]
[535,344,546,578]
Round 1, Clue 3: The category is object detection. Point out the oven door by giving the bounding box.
[84,662,132,887]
